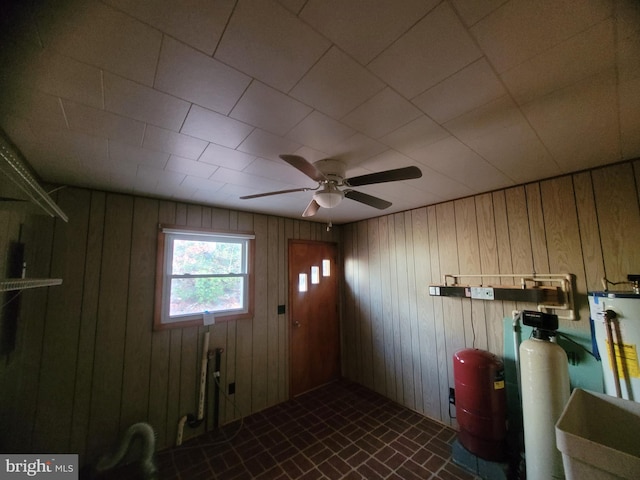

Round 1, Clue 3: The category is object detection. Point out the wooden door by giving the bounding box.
[289,240,340,397]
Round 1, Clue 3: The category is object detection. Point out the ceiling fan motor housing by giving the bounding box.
[313,159,346,183]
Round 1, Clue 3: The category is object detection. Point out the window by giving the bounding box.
[154,225,255,330]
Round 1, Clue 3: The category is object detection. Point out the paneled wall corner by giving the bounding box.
[341,159,640,425]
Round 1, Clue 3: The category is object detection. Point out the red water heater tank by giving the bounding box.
[453,348,507,461]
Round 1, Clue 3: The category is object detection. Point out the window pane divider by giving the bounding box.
[169,273,247,279]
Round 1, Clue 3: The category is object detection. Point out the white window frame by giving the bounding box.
[154,225,255,330]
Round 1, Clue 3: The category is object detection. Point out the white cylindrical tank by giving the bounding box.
[520,333,570,480]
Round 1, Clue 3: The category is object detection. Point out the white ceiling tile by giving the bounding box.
[143,125,209,160]
[368,2,482,98]
[82,156,111,175]
[341,88,422,139]
[230,81,312,136]
[449,0,508,26]
[0,3,42,52]
[199,143,256,171]
[215,0,330,92]
[210,166,290,192]
[217,183,259,198]
[444,96,525,143]
[276,0,306,15]
[21,49,103,109]
[36,124,102,159]
[501,19,615,105]
[523,69,620,172]
[360,150,423,172]
[1,0,638,223]
[103,0,233,55]
[236,129,301,162]
[362,181,441,209]
[108,140,169,168]
[132,174,158,196]
[0,117,58,176]
[617,27,640,83]
[63,100,145,146]
[165,155,218,178]
[36,0,161,86]
[155,37,251,115]
[616,0,640,40]
[462,123,561,183]
[410,136,513,192]
[243,157,317,186]
[300,0,438,64]
[380,116,449,157]
[109,160,138,184]
[325,133,387,167]
[0,116,39,155]
[104,73,191,131]
[110,171,136,193]
[180,175,225,194]
[618,74,640,159]
[412,59,506,123]
[137,164,185,186]
[286,111,355,152]
[180,105,254,148]
[0,89,67,128]
[292,146,331,163]
[190,189,234,206]
[27,152,83,185]
[471,0,613,72]
[157,171,188,191]
[406,166,475,200]
[290,46,385,118]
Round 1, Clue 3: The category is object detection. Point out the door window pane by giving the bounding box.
[298,273,308,292]
[311,266,320,284]
[322,259,331,277]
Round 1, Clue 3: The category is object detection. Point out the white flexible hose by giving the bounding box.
[96,422,157,479]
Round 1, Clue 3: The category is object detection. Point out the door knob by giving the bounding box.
[293,321,301,327]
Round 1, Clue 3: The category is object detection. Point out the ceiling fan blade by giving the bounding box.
[302,198,320,217]
[344,190,392,210]
[345,166,422,187]
[240,187,313,200]
[280,154,327,182]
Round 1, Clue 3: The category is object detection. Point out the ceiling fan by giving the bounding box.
[240,154,422,217]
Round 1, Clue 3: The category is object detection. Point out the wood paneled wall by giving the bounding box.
[341,160,640,426]
[2,159,640,463]
[0,187,339,465]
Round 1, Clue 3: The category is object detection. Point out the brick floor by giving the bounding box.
[98,380,480,479]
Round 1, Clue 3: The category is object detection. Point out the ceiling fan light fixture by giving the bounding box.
[314,185,344,209]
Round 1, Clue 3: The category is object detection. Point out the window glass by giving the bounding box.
[298,273,308,292]
[171,239,243,275]
[154,226,254,330]
[322,259,331,277]
[311,266,320,284]
[169,277,244,317]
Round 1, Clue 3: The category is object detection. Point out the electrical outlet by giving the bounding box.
[449,387,455,405]
[228,382,236,395]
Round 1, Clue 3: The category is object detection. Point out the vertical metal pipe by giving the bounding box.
[604,310,622,398]
[213,348,223,429]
